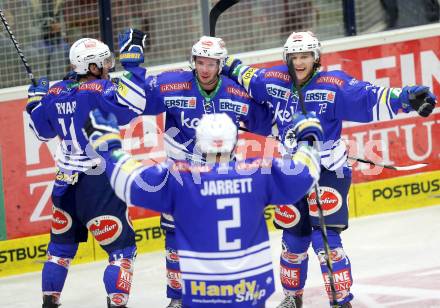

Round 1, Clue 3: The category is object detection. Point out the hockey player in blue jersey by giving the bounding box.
[222,31,437,308]
[83,108,323,308]
[116,29,272,308]
[26,38,137,308]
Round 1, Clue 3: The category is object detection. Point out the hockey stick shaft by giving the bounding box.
[0,8,36,86]
[287,58,339,306]
[348,156,428,171]
[209,0,240,36]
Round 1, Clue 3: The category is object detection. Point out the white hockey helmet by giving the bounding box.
[283,31,321,62]
[69,38,115,75]
[196,113,237,154]
[191,36,228,74]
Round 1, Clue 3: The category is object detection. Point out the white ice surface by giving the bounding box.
[2,205,440,307]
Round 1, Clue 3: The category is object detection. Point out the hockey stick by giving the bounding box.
[0,8,36,86]
[349,156,428,171]
[287,59,339,307]
[209,0,240,36]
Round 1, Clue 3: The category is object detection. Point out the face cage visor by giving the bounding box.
[102,53,115,70]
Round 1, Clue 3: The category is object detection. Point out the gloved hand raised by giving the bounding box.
[83,109,122,154]
[222,56,242,77]
[399,85,437,117]
[118,28,148,67]
[63,70,77,81]
[291,112,324,146]
[27,77,49,113]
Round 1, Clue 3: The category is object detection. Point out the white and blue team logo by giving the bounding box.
[280,124,298,154]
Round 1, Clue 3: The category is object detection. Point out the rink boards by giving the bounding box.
[0,23,439,277]
[1,170,440,277]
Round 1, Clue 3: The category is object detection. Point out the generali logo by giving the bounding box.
[160,82,192,92]
[78,82,104,93]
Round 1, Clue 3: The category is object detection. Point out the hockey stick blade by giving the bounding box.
[209,0,240,36]
[349,156,428,171]
[391,163,428,171]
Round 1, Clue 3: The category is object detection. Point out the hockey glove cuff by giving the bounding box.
[293,143,321,183]
[291,112,324,150]
[399,85,437,117]
[27,77,49,114]
[83,109,122,154]
[222,56,242,77]
[118,28,148,67]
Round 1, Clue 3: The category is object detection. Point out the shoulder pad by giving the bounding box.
[262,65,291,83]
[315,70,350,87]
[158,71,193,93]
[77,80,105,93]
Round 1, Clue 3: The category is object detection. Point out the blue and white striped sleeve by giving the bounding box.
[104,150,172,213]
[27,97,57,141]
[116,67,148,115]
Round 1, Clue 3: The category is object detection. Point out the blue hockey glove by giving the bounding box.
[118,28,148,67]
[399,85,437,117]
[83,109,122,153]
[222,56,242,77]
[26,77,49,113]
[62,70,77,81]
[291,112,324,146]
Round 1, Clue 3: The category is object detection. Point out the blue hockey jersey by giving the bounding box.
[116,67,272,162]
[232,64,405,170]
[101,145,320,307]
[27,79,135,195]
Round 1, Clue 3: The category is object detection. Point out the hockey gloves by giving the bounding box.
[399,85,437,117]
[291,112,324,147]
[83,109,122,154]
[26,77,49,114]
[222,56,242,78]
[62,70,78,81]
[118,28,148,67]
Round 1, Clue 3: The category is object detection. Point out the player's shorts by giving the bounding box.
[274,166,352,234]
[50,172,135,254]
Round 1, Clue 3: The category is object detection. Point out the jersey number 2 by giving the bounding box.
[217,197,241,251]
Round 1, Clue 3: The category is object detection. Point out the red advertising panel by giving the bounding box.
[0,100,165,239]
[322,37,440,95]
[344,112,440,183]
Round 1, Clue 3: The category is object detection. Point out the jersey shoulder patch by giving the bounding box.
[158,71,193,93]
[263,70,291,83]
[315,71,349,87]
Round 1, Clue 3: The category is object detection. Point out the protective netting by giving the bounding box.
[0,0,438,88]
